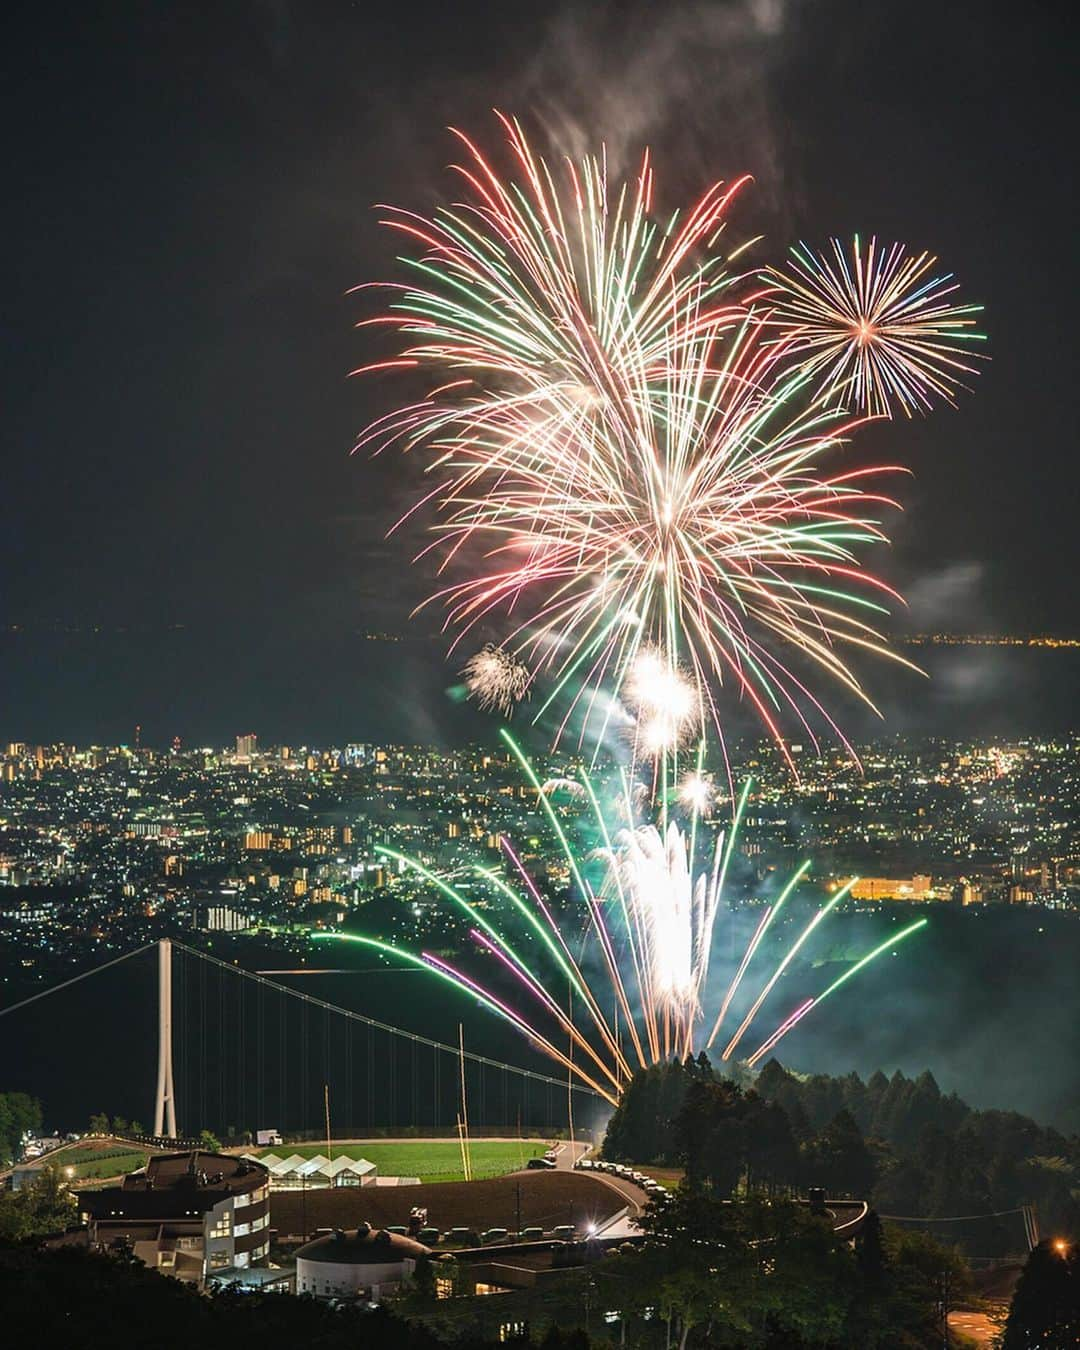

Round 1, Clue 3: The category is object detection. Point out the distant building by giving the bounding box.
[236,733,257,760]
[847,874,935,902]
[294,1224,429,1301]
[194,904,251,932]
[77,1150,270,1287]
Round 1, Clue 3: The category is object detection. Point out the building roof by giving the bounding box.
[78,1151,267,1220]
[295,1225,430,1266]
[259,1153,309,1175]
[255,1151,376,1180]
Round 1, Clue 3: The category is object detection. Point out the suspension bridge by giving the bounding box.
[0,939,602,1140]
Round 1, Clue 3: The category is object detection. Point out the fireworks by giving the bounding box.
[763,236,986,417]
[678,771,715,818]
[313,733,927,1101]
[462,643,530,715]
[353,116,934,770]
[624,649,702,758]
[744,918,928,1067]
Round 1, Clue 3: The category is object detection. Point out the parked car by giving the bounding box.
[526,1155,556,1169]
[417,1228,441,1244]
[519,1226,544,1240]
[482,1227,509,1244]
[551,1224,576,1240]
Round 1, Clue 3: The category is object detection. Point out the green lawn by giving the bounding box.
[53,1146,151,1181]
[254,1139,548,1183]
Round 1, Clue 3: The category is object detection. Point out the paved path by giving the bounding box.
[588,1172,651,1238]
[549,1140,590,1170]
[949,1309,1002,1346]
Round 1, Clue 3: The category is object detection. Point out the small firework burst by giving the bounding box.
[462,644,530,716]
[678,771,715,817]
[764,235,986,417]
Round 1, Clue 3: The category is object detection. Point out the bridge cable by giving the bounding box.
[0,942,157,1018]
[170,939,601,1098]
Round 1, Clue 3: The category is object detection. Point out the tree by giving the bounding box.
[842,1209,892,1348]
[88,1111,110,1134]
[632,1188,856,1347]
[112,1116,128,1135]
[198,1129,222,1152]
[884,1227,971,1346]
[1002,1239,1080,1348]
[744,1099,799,1195]
[0,1164,77,1241]
[803,1109,876,1197]
[0,1091,42,1164]
[604,1060,699,1164]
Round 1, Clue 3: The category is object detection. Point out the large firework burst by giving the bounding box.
[763,235,986,417]
[351,118,972,767]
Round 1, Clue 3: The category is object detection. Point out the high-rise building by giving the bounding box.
[236,733,257,760]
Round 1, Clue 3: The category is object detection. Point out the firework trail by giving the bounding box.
[745,918,929,1067]
[763,236,986,418]
[313,733,926,1100]
[353,116,926,771]
[462,643,530,715]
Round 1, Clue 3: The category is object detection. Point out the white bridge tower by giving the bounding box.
[153,938,178,1137]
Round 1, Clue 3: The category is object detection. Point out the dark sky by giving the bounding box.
[2,0,1078,742]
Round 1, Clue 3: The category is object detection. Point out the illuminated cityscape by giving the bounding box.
[2,732,1077,992]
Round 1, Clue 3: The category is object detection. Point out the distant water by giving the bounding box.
[2,628,1077,747]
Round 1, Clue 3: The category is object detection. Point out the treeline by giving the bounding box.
[0,1243,590,1350]
[603,1057,1080,1253]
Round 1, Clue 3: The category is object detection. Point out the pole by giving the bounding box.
[567,986,576,1155]
[324,1083,332,1167]
[153,939,177,1137]
[940,1268,950,1349]
[459,1023,472,1182]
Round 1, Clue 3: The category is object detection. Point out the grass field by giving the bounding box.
[254,1139,548,1183]
[49,1144,151,1181]
[71,1150,149,1180]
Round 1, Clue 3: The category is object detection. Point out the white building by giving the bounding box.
[295,1225,430,1301]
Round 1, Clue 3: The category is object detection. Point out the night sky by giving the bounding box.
[3,0,1078,744]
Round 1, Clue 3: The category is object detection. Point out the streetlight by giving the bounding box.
[1052,1238,1069,1257]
